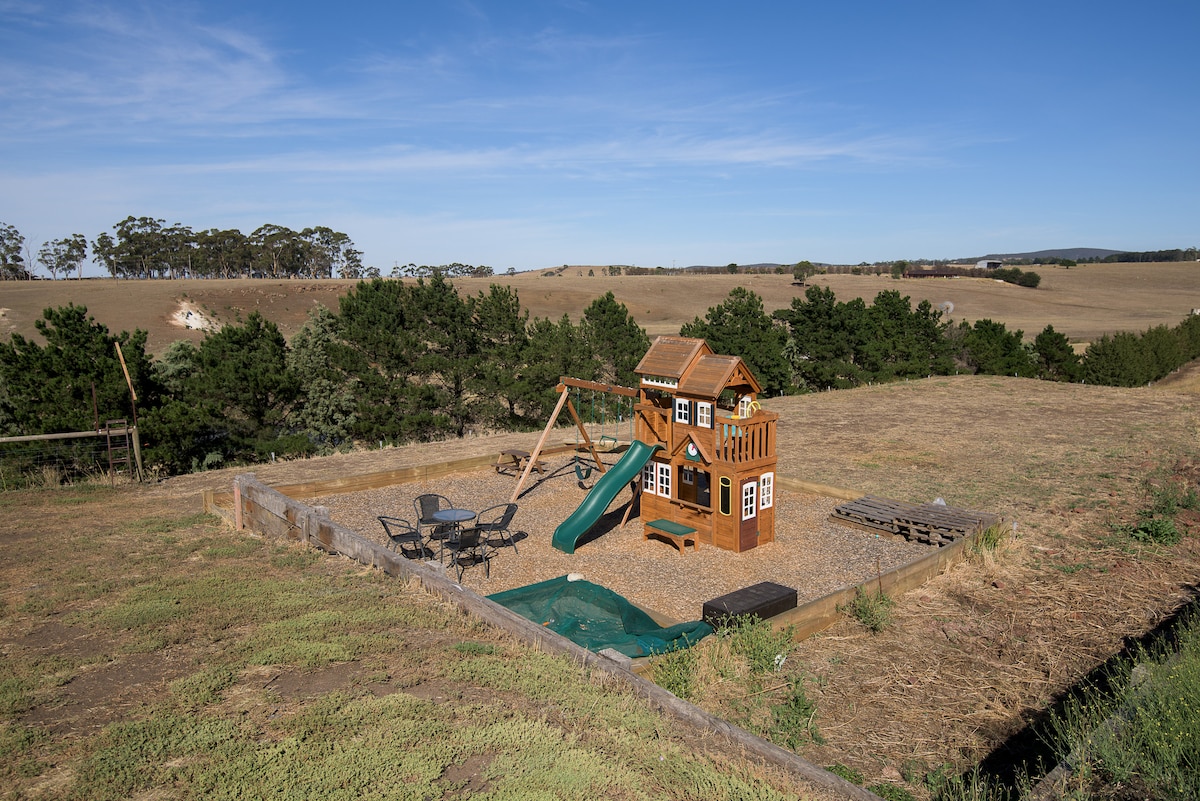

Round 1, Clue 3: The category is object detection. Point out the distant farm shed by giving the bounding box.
[977,259,1002,270]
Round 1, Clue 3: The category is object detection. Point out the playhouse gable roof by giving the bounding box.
[634,336,711,381]
[636,336,763,399]
[677,354,761,398]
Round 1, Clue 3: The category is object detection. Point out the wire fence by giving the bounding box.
[0,430,138,491]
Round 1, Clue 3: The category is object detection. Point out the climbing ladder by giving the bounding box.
[105,419,131,484]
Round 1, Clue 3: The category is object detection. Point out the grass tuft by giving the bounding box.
[841,586,896,633]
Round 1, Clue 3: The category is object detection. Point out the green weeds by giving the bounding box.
[1035,607,1200,800]
[649,642,698,700]
[1115,472,1199,546]
[841,586,896,633]
[650,617,823,750]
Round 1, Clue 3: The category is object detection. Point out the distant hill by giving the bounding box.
[966,248,1125,262]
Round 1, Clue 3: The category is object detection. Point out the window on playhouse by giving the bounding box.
[759,472,774,509]
[642,462,656,494]
[678,467,712,508]
[674,397,690,424]
[737,395,755,417]
[656,461,672,498]
[674,399,714,428]
[742,481,758,521]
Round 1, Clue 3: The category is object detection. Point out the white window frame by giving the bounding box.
[642,463,656,494]
[737,395,754,417]
[759,472,774,509]
[656,461,672,499]
[681,466,695,485]
[674,397,691,425]
[696,401,713,428]
[742,482,758,521]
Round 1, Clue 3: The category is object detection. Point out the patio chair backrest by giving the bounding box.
[479,503,517,529]
[414,493,452,524]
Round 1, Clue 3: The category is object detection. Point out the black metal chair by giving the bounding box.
[443,527,492,581]
[377,516,428,560]
[471,503,520,554]
[413,493,455,559]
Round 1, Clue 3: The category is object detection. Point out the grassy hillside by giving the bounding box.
[2,261,1198,354]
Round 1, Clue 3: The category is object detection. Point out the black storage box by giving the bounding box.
[702,581,798,626]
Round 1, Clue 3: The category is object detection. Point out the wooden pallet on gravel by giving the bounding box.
[831,495,1000,546]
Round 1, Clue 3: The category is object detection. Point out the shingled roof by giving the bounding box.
[677,354,761,398]
[634,336,711,380]
[635,336,763,399]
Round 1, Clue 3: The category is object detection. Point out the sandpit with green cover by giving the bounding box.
[488,575,712,658]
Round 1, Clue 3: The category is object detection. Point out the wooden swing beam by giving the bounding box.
[507,376,639,504]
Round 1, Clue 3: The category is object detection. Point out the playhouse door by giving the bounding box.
[739,477,758,551]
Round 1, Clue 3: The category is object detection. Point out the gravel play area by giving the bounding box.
[319,452,936,623]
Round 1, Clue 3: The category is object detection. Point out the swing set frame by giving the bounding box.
[507,377,639,504]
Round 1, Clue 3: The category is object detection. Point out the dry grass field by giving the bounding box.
[2,261,1198,354]
[4,265,1200,797]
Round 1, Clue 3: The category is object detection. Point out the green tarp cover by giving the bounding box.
[488,575,713,658]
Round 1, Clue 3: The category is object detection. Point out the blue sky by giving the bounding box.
[1,1,1196,275]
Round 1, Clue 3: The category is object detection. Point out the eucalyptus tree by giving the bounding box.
[37,234,89,280]
[111,216,169,278]
[300,226,363,278]
[0,222,29,280]
[249,224,307,277]
[195,228,250,278]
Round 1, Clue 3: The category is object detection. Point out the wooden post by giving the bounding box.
[564,395,605,474]
[509,385,571,504]
[233,481,243,530]
[130,425,145,483]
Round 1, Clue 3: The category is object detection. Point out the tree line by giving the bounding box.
[0,219,504,282]
[0,218,368,281]
[0,278,647,476]
[681,285,1200,394]
[3,279,1198,481]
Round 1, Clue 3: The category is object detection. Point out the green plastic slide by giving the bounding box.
[551,440,662,554]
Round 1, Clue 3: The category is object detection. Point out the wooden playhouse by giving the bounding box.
[633,336,778,553]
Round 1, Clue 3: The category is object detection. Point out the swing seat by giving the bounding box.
[574,458,594,481]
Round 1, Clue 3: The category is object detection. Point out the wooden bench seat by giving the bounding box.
[644,518,698,554]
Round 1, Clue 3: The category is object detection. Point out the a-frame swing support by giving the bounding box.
[508,377,639,504]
